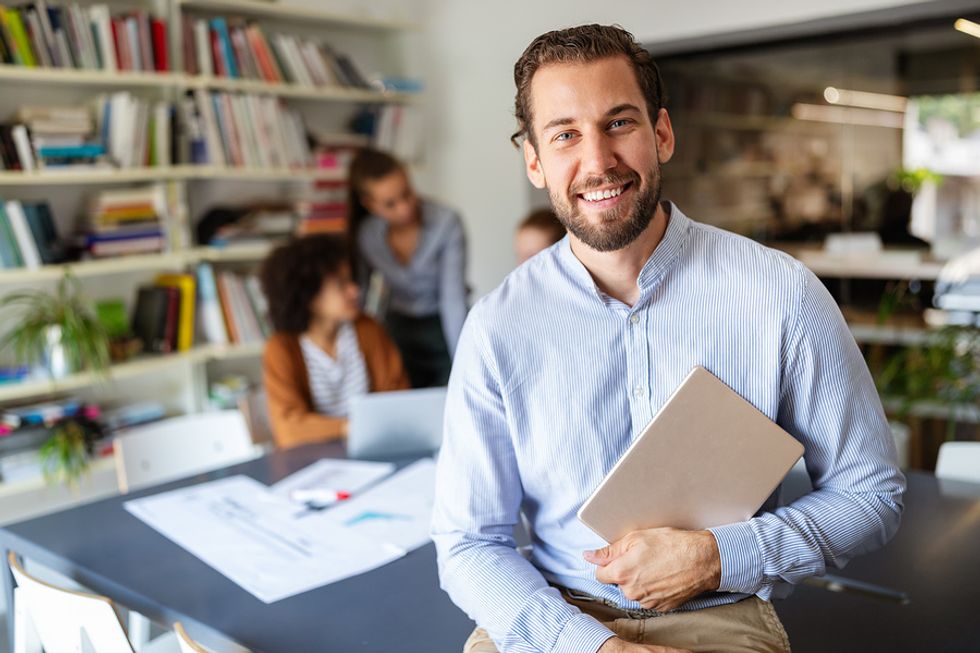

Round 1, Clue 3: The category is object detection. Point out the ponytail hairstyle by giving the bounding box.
[346,147,405,278]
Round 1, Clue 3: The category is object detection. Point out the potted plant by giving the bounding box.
[875,281,980,443]
[0,271,110,379]
[38,406,104,488]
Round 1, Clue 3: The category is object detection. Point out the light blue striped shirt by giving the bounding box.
[432,203,905,653]
[358,200,468,354]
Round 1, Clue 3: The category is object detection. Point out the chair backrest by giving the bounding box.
[935,442,980,483]
[173,622,209,653]
[115,410,257,493]
[8,551,134,653]
[237,388,275,448]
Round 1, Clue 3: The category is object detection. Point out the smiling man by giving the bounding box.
[432,24,905,653]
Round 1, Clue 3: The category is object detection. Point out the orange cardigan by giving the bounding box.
[262,316,410,448]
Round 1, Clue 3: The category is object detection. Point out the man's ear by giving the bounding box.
[654,108,675,165]
[523,139,547,189]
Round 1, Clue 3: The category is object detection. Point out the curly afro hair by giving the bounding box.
[259,234,350,334]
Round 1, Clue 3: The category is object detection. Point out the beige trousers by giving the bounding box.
[463,593,791,653]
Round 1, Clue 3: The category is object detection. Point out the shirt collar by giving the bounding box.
[557,201,691,302]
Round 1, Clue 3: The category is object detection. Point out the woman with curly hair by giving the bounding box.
[260,234,409,448]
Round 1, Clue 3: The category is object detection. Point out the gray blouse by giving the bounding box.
[357,199,468,354]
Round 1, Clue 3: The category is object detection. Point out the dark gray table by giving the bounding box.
[775,470,980,652]
[0,442,475,653]
[3,446,978,653]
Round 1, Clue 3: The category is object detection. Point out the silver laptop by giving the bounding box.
[347,387,447,460]
[577,366,804,543]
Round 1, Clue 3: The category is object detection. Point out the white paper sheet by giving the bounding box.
[125,475,404,603]
[311,458,437,552]
[269,458,395,500]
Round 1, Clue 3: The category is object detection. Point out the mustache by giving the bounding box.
[570,171,640,196]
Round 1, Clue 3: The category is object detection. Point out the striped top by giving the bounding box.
[357,199,468,355]
[299,322,368,418]
[432,203,906,653]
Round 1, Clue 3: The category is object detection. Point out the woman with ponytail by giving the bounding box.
[347,148,468,388]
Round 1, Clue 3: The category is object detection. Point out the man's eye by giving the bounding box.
[610,119,631,129]
[554,132,574,142]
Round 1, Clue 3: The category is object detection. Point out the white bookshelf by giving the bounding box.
[0,64,182,89]
[0,0,416,522]
[183,75,416,103]
[0,342,264,403]
[0,252,188,283]
[177,0,416,31]
[0,165,347,186]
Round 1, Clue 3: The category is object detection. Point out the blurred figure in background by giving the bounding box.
[260,235,409,448]
[515,207,566,264]
[347,148,468,388]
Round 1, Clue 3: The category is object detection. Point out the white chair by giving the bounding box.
[935,442,980,483]
[8,551,179,653]
[114,410,259,494]
[173,623,209,653]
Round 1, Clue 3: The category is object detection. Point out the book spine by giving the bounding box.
[4,200,42,268]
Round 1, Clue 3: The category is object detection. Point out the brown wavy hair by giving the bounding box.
[345,147,405,277]
[259,234,350,333]
[511,24,667,149]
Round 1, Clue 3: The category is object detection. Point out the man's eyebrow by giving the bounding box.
[606,103,642,117]
[540,104,643,134]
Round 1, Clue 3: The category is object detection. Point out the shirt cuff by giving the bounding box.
[551,613,615,653]
[708,521,764,595]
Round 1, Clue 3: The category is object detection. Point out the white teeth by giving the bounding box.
[583,186,624,202]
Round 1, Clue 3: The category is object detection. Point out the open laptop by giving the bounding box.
[577,366,804,543]
[347,387,447,460]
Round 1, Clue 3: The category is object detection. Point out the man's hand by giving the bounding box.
[598,636,692,653]
[584,528,721,612]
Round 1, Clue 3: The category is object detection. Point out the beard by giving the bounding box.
[549,160,662,252]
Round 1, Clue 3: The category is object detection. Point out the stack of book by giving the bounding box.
[181,15,370,89]
[296,146,347,234]
[0,199,62,269]
[0,2,169,73]
[179,90,311,168]
[12,105,102,170]
[132,273,196,354]
[83,185,167,258]
[0,95,173,172]
[195,262,270,346]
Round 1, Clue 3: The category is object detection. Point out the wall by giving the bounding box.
[411,0,941,297]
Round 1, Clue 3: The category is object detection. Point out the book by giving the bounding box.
[11,124,35,172]
[155,273,196,351]
[215,270,239,343]
[195,262,229,345]
[0,202,25,268]
[209,17,238,78]
[150,17,167,71]
[88,4,116,71]
[4,200,42,268]
[132,285,170,353]
[20,201,61,264]
[0,7,37,67]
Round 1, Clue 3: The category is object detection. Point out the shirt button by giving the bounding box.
[630,314,640,325]
[633,386,645,398]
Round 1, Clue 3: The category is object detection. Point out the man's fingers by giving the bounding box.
[583,536,630,565]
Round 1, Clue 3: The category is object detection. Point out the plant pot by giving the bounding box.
[40,325,79,379]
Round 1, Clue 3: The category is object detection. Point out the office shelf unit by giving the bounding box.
[0,0,418,522]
